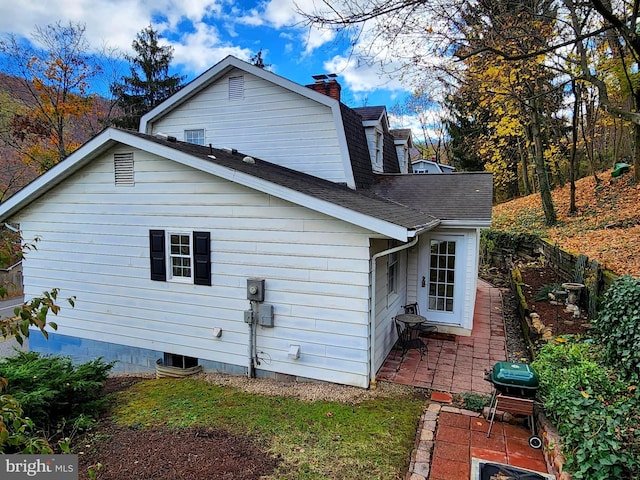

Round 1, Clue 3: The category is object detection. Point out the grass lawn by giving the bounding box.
[107,378,424,479]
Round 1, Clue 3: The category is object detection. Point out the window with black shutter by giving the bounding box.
[149,230,166,281]
[193,231,211,286]
[149,230,211,285]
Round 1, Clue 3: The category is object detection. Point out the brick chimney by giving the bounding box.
[306,74,341,101]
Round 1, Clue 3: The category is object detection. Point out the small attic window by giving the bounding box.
[374,129,383,170]
[185,129,205,145]
[229,75,244,100]
[114,152,134,186]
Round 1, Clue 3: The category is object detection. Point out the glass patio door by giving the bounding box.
[417,234,466,325]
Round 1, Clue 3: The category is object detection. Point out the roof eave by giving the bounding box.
[438,219,492,229]
[0,129,413,240]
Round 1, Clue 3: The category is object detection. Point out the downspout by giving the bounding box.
[369,220,441,388]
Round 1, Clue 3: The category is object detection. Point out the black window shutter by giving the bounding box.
[193,231,211,286]
[149,230,166,281]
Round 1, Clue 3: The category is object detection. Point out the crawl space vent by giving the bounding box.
[114,152,134,186]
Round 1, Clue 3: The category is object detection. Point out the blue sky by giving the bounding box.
[0,0,419,125]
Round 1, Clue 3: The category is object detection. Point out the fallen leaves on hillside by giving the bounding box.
[493,169,640,277]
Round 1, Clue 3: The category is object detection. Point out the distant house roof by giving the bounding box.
[412,159,456,174]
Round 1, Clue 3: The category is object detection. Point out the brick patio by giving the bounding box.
[381,280,552,480]
[377,279,506,395]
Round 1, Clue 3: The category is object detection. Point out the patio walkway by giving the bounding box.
[376,279,506,395]
[414,404,550,480]
[377,280,552,480]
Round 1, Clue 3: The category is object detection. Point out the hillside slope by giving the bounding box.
[492,168,640,277]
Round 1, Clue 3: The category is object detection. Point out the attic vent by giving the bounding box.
[229,75,244,100]
[114,152,134,186]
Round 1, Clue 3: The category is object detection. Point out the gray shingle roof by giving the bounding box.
[353,106,386,122]
[128,131,439,230]
[339,104,374,189]
[371,173,494,220]
[129,131,492,228]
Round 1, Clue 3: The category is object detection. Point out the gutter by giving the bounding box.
[368,219,441,387]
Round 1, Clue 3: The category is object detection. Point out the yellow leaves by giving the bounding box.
[581,391,590,399]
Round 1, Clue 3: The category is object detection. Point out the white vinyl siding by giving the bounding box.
[371,239,407,374]
[17,147,373,387]
[149,69,348,184]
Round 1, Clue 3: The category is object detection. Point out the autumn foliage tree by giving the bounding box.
[0,22,101,171]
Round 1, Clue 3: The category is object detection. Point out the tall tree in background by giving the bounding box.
[0,22,99,171]
[110,26,184,130]
[300,0,640,211]
[0,90,39,200]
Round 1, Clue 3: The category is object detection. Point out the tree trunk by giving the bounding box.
[634,92,640,182]
[634,122,640,182]
[569,80,579,215]
[518,139,532,195]
[530,105,557,225]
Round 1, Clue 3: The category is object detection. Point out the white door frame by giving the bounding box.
[417,233,467,326]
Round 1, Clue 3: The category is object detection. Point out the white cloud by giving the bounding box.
[171,21,252,72]
[323,55,406,94]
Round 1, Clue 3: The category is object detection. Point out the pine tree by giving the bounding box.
[110,25,184,130]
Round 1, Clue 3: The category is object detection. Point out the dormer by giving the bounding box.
[352,106,400,174]
[391,129,413,174]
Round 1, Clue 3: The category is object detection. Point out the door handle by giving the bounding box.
[421,276,426,287]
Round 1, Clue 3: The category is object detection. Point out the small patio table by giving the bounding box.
[395,313,437,337]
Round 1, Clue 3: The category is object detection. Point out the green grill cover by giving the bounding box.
[490,362,539,389]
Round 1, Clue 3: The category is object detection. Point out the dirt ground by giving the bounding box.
[77,376,278,480]
[519,265,592,336]
[76,375,413,480]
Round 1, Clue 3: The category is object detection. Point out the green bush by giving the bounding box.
[593,275,640,383]
[0,392,53,453]
[532,339,640,479]
[0,352,114,436]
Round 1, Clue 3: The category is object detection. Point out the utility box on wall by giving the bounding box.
[258,304,274,327]
[247,278,265,302]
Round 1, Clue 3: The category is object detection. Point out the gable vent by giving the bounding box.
[229,75,244,100]
[114,152,134,186]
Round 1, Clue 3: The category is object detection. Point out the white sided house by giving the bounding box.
[0,56,492,388]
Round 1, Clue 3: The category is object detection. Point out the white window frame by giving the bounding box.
[167,232,193,283]
[184,129,205,145]
[374,129,383,170]
[387,240,398,295]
